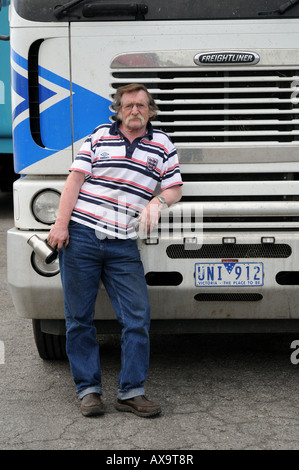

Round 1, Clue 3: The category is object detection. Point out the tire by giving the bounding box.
[32,319,67,360]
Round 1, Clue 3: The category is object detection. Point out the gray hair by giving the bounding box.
[112,83,159,121]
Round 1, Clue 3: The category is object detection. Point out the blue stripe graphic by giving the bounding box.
[12,49,112,172]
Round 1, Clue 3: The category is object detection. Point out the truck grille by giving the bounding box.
[111,68,299,145]
[166,243,292,259]
[111,64,299,229]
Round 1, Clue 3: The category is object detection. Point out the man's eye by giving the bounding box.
[123,104,147,110]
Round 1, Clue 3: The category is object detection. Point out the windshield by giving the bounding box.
[12,0,299,22]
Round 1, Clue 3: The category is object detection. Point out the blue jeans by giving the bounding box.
[59,221,150,400]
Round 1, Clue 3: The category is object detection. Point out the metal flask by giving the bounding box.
[27,234,58,264]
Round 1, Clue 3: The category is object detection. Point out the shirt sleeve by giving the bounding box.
[160,139,183,190]
[69,135,93,176]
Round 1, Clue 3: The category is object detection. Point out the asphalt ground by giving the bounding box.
[1,191,299,456]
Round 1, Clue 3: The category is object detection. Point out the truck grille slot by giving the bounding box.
[194,293,263,302]
[111,68,299,144]
[181,172,299,203]
[145,271,183,286]
[166,243,291,259]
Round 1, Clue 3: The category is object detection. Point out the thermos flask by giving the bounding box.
[27,234,58,264]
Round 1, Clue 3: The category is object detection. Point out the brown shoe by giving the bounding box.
[115,395,161,418]
[80,393,104,417]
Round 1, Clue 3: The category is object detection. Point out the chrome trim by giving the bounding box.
[111,49,299,68]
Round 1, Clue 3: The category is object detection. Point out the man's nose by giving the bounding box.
[131,104,139,113]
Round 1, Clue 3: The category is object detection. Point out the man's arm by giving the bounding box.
[154,185,183,208]
[47,170,85,249]
[139,185,183,234]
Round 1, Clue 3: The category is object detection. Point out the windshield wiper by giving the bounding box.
[259,0,299,15]
[82,3,148,19]
[54,0,148,19]
[54,0,84,18]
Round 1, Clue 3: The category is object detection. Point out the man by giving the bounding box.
[48,83,182,417]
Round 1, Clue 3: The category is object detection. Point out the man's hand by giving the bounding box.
[138,185,182,235]
[139,199,162,234]
[47,222,69,250]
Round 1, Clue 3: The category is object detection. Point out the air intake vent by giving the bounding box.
[166,243,292,259]
[194,293,263,302]
[28,39,44,147]
[111,68,299,145]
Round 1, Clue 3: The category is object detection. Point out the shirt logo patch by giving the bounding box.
[100,151,110,159]
[146,156,158,171]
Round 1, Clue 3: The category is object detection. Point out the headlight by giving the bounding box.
[32,189,60,225]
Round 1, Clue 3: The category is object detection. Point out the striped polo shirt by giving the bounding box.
[69,121,183,239]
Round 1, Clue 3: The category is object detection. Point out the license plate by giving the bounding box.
[195,262,264,287]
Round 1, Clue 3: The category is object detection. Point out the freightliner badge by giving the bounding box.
[194,51,260,65]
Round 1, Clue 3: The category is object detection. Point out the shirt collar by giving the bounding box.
[110,121,153,140]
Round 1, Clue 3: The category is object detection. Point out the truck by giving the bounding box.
[7,0,299,359]
[0,0,14,191]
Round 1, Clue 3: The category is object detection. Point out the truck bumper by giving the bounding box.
[7,227,299,320]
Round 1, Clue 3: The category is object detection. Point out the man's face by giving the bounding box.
[119,90,152,131]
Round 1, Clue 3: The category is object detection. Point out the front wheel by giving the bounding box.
[32,319,67,360]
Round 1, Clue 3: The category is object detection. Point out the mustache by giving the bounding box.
[125,114,146,126]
